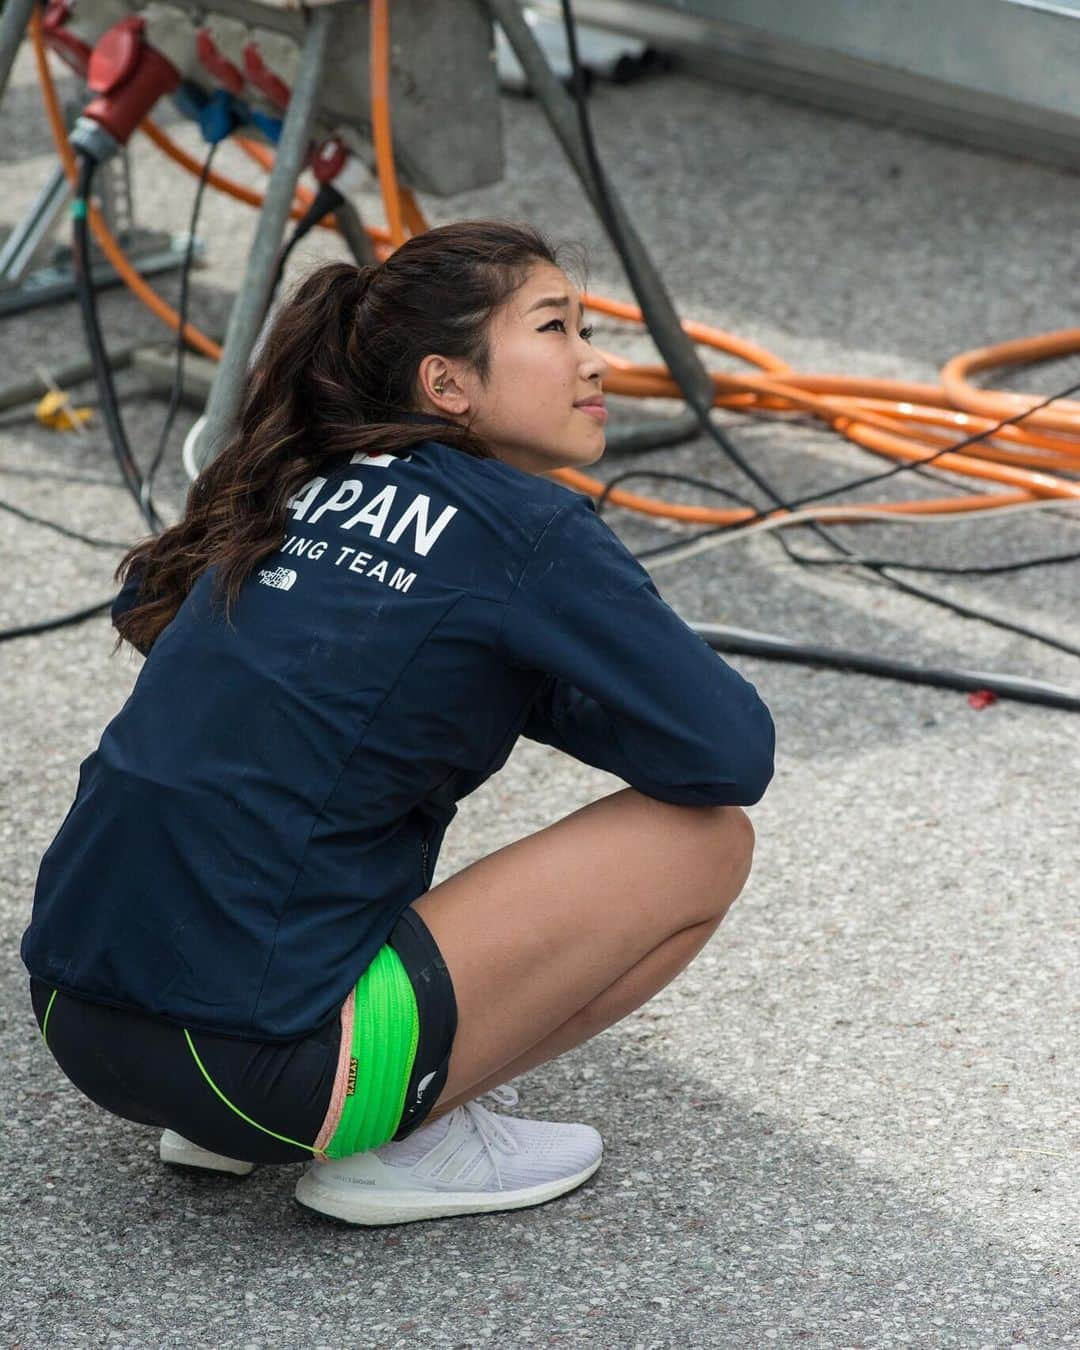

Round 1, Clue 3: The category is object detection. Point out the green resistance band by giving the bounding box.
[182,943,419,1161]
[325,943,420,1160]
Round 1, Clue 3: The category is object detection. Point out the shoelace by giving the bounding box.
[459,1083,521,1188]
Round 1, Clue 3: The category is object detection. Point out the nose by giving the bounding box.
[580,341,608,384]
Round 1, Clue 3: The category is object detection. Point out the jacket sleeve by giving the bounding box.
[498,495,776,807]
[111,560,153,656]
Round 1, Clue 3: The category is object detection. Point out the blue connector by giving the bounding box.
[171,81,206,124]
[170,82,244,145]
[198,89,241,145]
[248,110,283,144]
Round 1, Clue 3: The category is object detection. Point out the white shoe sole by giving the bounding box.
[294,1152,602,1226]
[159,1130,255,1177]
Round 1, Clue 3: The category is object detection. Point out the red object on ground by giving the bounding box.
[83,16,180,144]
[967,689,999,710]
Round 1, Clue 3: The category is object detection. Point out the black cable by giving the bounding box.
[558,0,1080,661]
[0,146,226,647]
[141,139,220,514]
[0,596,114,642]
[621,423,1080,577]
[71,153,163,534]
[0,463,142,487]
[588,466,841,578]
[758,542,1080,578]
[579,472,1080,701]
[593,466,872,573]
[591,468,1080,577]
[694,624,1080,713]
[779,380,1080,515]
[595,468,761,517]
[267,181,344,313]
[0,497,130,550]
[0,154,161,646]
[0,153,155,649]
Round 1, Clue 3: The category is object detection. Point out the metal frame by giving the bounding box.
[194,3,336,470]
[0,143,201,317]
[0,0,36,108]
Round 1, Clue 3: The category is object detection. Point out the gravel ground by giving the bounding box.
[1,33,1078,1350]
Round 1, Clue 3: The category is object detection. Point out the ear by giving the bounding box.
[417,354,470,416]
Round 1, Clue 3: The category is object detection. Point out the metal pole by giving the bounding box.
[483,0,715,409]
[195,5,335,471]
[0,162,70,283]
[334,197,377,267]
[0,0,36,111]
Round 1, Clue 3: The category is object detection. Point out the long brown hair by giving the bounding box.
[113,218,584,654]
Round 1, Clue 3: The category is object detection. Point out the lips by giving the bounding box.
[575,398,607,421]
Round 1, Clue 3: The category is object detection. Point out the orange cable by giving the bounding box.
[33,7,1080,529]
[141,118,336,229]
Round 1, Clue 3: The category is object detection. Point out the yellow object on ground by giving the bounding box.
[34,390,92,433]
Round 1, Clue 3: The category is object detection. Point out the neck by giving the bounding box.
[395,411,459,430]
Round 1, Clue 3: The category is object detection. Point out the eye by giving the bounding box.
[541,318,595,342]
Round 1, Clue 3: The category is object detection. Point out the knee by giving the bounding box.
[634,793,756,866]
[697,805,757,918]
[672,799,754,849]
[730,803,756,852]
[669,804,756,926]
[713,804,756,876]
[623,789,757,899]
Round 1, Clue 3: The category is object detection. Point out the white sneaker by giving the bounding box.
[294,1084,603,1226]
[159,1129,255,1177]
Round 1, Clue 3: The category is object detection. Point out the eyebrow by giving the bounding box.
[525,295,584,317]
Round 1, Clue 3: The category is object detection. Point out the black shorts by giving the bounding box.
[28,904,458,1165]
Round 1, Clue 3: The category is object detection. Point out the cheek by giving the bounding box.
[533,356,577,407]
[512,360,567,416]
[488,343,576,427]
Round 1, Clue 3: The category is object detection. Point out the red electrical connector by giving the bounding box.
[83,15,180,145]
[195,29,244,96]
[312,135,348,184]
[242,42,290,109]
[41,0,92,76]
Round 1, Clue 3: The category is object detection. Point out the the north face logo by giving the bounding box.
[257,566,297,591]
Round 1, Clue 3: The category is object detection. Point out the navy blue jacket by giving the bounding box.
[21,429,775,1040]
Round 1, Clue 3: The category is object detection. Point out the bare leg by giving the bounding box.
[423,910,725,1123]
[412,787,755,1116]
